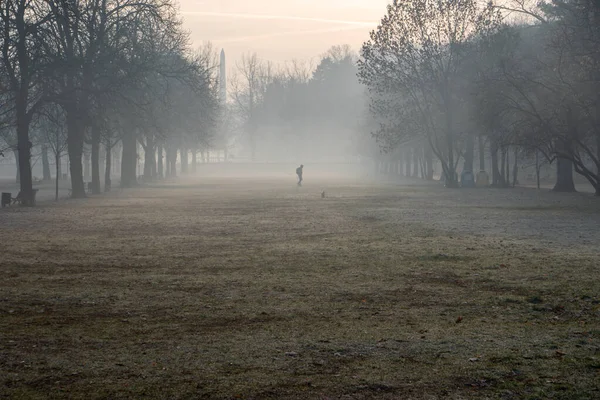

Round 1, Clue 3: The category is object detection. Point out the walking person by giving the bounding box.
[296,164,304,186]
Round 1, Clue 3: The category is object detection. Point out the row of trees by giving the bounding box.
[358,0,600,194]
[4,0,596,202]
[228,46,369,163]
[0,0,220,204]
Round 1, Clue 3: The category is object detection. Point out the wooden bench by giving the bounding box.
[7,189,39,206]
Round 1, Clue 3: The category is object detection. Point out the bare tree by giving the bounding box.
[37,105,68,201]
[358,0,501,187]
[39,0,188,195]
[230,53,274,160]
[491,13,599,194]
[0,0,51,205]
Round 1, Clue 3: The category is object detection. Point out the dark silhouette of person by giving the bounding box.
[296,164,304,186]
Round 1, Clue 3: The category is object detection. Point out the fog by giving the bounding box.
[1,0,600,397]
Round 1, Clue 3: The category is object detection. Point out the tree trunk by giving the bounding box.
[104,140,112,192]
[84,151,91,180]
[405,149,411,177]
[157,145,164,179]
[165,147,172,177]
[120,130,137,188]
[13,149,20,184]
[55,152,60,201]
[596,132,600,176]
[445,116,457,187]
[464,134,474,173]
[412,147,419,178]
[143,138,155,181]
[397,153,404,176]
[91,126,101,194]
[535,151,541,190]
[151,148,157,179]
[10,4,35,205]
[42,145,51,181]
[66,110,86,198]
[505,148,510,185]
[180,147,188,174]
[478,134,486,171]
[114,146,121,175]
[192,150,197,173]
[512,147,519,187]
[424,144,434,180]
[56,152,62,182]
[553,156,576,192]
[99,146,105,183]
[170,147,177,177]
[15,133,33,201]
[136,142,142,178]
[500,147,507,185]
[490,139,504,187]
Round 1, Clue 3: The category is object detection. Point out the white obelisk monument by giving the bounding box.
[220,49,227,104]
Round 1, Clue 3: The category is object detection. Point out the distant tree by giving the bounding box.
[468,25,525,187]
[547,0,600,193]
[480,0,600,194]
[359,0,501,187]
[249,45,366,163]
[41,0,188,195]
[38,105,68,201]
[307,47,365,162]
[184,43,221,172]
[230,53,274,160]
[0,0,51,205]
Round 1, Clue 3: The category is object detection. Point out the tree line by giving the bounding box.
[358,0,600,194]
[227,45,367,164]
[0,0,220,204]
[220,0,598,195]
[3,0,597,203]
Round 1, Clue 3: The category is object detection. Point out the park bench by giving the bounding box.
[2,189,39,206]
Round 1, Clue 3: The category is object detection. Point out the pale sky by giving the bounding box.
[178,0,390,66]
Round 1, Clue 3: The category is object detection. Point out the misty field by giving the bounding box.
[1,177,599,399]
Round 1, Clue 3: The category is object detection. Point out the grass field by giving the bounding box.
[1,176,599,399]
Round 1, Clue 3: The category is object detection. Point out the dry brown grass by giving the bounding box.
[1,177,599,399]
